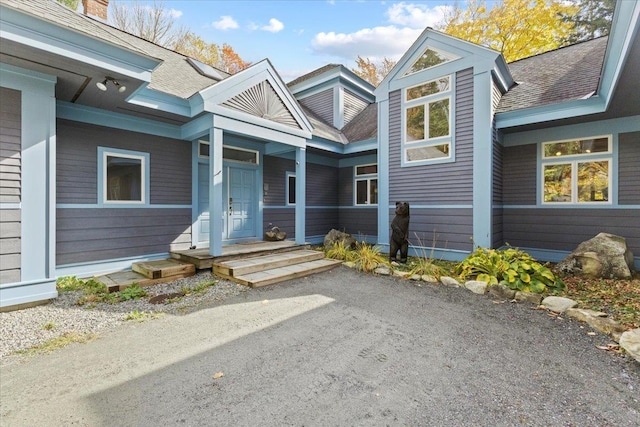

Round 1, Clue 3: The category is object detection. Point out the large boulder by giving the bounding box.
[323,229,356,249]
[555,233,635,279]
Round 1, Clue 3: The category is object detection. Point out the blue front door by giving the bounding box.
[226,166,256,239]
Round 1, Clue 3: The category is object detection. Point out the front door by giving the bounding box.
[225,165,256,239]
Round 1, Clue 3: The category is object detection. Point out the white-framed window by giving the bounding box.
[403,47,459,77]
[402,75,453,166]
[286,172,296,205]
[98,147,149,205]
[354,163,378,205]
[541,136,612,204]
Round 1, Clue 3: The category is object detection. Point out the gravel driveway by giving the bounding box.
[1,266,639,426]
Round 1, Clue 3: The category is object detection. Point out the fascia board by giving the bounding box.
[342,138,377,154]
[597,0,640,108]
[207,104,311,139]
[181,114,213,141]
[389,56,480,92]
[127,84,191,117]
[57,101,182,139]
[0,6,158,81]
[495,97,605,129]
[305,138,344,154]
[212,114,307,148]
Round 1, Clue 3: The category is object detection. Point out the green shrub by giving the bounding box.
[118,284,148,301]
[352,242,388,273]
[325,240,356,262]
[455,247,565,293]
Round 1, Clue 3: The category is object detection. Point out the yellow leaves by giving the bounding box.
[440,0,579,62]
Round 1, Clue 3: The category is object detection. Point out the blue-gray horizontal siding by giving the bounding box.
[307,208,339,238]
[263,155,339,206]
[263,155,292,206]
[0,209,21,284]
[503,208,640,255]
[57,208,192,265]
[57,120,191,205]
[388,207,473,252]
[264,208,295,239]
[338,166,353,206]
[338,208,377,237]
[0,87,21,284]
[493,208,503,248]
[343,89,369,126]
[502,144,537,205]
[300,88,334,126]
[388,68,474,204]
[0,87,21,204]
[619,131,640,204]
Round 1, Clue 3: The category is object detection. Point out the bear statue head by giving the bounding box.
[395,201,410,217]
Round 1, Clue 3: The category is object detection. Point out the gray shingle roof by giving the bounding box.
[287,64,342,88]
[343,103,377,142]
[498,36,608,113]
[4,0,222,99]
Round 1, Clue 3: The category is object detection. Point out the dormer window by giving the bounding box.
[404,47,459,76]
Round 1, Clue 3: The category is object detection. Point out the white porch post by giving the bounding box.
[295,147,306,245]
[209,127,224,256]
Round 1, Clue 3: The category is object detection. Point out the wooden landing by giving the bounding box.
[171,241,306,269]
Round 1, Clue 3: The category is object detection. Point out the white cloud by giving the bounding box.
[311,26,423,62]
[167,8,183,19]
[213,15,239,31]
[262,18,284,33]
[386,2,450,29]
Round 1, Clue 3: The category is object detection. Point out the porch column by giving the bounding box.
[209,127,223,256]
[295,147,306,245]
[472,69,493,249]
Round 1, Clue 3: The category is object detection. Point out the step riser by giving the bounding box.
[233,259,342,288]
[214,250,325,277]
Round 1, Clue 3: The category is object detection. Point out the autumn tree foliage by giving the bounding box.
[106,0,250,73]
[351,56,397,87]
[220,43,252,74]
[440,0,579,62]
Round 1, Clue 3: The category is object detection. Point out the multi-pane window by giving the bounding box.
[99,148,148,204]
[403,75,452,164]
[355,164,378,205]
[541,136,611,204]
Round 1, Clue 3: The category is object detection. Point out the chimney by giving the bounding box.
[82,0,109,21]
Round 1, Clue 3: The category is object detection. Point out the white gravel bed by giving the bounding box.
[0,271,248,360]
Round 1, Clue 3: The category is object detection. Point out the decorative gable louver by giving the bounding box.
[222,80,301,129]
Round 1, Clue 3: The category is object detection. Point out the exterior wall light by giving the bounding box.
[96,77,126,93]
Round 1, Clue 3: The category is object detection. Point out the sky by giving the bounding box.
[123,0,468,82]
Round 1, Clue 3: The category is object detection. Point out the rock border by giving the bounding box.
[343,262,640,363]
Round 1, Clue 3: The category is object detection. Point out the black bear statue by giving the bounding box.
[390,202,410,263]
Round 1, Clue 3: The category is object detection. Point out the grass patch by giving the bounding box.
[16,332,96,356]
[42,322,55,331]
[124,310,163,322]
[180,279,217,298]
[56,276,149,306]
[558,275,640,330]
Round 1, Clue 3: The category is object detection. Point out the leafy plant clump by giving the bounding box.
[455,247,565,293]
[118,284,148,301]
[324,240,357,262]
[57,276,149,305]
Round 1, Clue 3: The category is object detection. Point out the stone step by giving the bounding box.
[213,249,325,278]
[231,258,342,288]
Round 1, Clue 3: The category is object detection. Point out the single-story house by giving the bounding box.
[1,0,638,309]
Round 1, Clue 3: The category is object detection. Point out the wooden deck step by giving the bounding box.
[94,269,195,292]
[213,249,325,278]
[132,259,195,279]
[232,258,342,288]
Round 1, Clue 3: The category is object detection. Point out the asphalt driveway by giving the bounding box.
[1,266,639,426]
